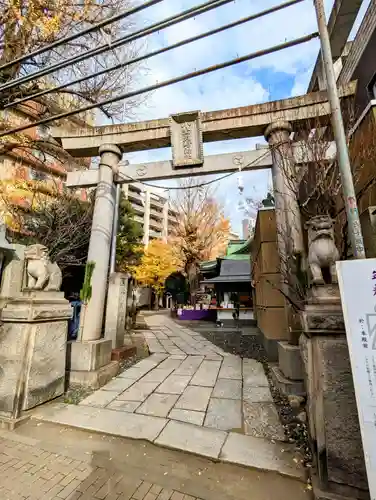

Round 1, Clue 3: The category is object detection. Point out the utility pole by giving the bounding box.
[313,0,366,259]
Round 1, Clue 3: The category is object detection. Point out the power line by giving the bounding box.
[0,0,237,94]
[0,33,319,139]
[4,0,304,111]
[0,0,164,74]
[127,171,236,190]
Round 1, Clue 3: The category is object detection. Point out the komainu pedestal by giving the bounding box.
[0,291,72,428]
[300,284,369,499]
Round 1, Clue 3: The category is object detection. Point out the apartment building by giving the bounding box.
[0,95,93,215]
[229,230,240,241]
[122,183,178,245]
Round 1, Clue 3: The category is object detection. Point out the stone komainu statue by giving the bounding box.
[24,244,62,291]
[305,215,340,285]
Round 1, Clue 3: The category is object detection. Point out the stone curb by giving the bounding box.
[31,403,305,482]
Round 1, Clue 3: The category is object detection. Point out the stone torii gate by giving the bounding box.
[58,82,353,382]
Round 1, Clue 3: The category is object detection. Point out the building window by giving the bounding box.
[32,149,45,161]
[129,185,141,194]
[30,169,47,181]
[37,125,50,139]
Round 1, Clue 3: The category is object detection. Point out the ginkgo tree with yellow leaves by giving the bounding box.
[169,179,231,289]
[131,239,181,310]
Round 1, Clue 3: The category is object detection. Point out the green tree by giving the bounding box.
[2,181,94,269]
[2,183,143,272]
[116,193,143,272]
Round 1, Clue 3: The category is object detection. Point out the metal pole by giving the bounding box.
[110,183,121,274]
[313,0,365,259]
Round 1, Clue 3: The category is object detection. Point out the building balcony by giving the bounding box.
[149,229,163,239]
[128,185,142,194]
[149,218,163,230]
[131,203,144,216]
[150,198,165,210]
[128,190,143,203]
[168,219,178,228]
[150,208,163,219]
[133,215,144,225]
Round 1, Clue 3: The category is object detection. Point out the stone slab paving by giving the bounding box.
[155,420,227,459]
[137,394,180,418]
[204,398,242,431]
[108,400,141,412]
[168,409,205,426]
[175,386,212,412]
[156,374,192,395]
[220,432,302,478]
[190,360,221,387]
[212,378,242,400]
[218,356,242,380]
[174,356,204,376]
[241,358,284,440]
[243,402,286,441]
[118,381,161,401]
[32,314,304,480]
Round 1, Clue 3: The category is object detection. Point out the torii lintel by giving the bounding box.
[54,82,356,158]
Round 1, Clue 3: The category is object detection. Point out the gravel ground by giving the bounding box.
[184,320,312,468]
[186,323,267,362]
[264,366,312,467]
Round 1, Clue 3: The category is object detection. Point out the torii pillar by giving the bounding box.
[82,144,122,341]
[68,144,122,388]
[265,120,305,395]
[265,120,304,257]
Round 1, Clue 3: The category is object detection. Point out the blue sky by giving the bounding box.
[113,0,371,235]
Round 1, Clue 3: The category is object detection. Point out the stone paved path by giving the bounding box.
[32,314,303,480]
[0,420,309,500]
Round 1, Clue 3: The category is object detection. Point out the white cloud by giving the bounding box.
[136,68,269,120]
[117,0,366,233]
[127,0,334,137]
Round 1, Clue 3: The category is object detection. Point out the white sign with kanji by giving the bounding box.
[337,259,376,500]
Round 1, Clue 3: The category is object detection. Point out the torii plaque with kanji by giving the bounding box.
[170,111,204,168]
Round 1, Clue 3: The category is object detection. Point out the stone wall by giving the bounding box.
[104,272,130,349]
[252,208,288,360]
[300,303,369,499]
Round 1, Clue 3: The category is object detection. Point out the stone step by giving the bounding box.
[30,402,304,481]
[269,364,306,397]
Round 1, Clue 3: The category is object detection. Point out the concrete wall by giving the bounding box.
[338,0,376,116]
[351,28,376,114]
